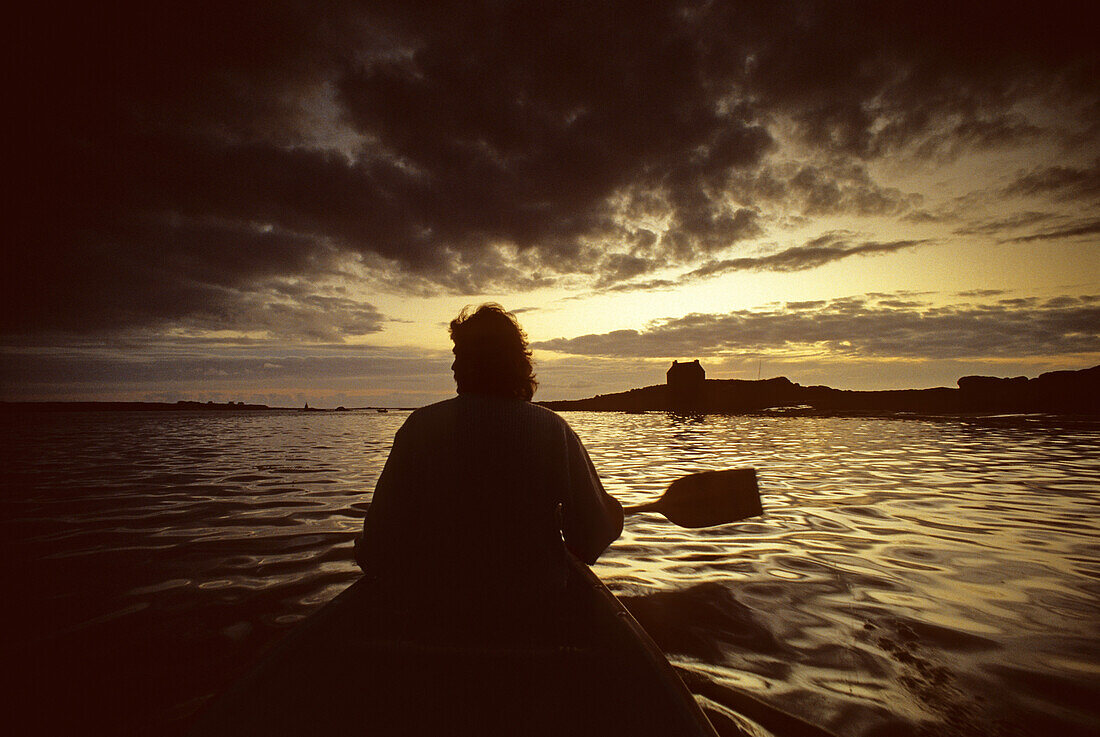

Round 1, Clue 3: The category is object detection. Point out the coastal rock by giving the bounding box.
[539,362,1100,416]
[959,365,1100,413]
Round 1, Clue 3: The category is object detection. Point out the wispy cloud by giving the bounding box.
[685,235,928,278]
[952,212,1059,237]
[595,233,930,292]
[1004,159,1100,202]
[1000,219,1100,243]
[533,294,1100,360]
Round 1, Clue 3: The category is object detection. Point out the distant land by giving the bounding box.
[538,363,1100,416]
[2,365,1097,416]
[0,400,408,413]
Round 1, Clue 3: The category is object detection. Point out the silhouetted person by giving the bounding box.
[354,304,623,628]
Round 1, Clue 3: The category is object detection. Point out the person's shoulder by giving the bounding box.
[410,397,460,415]
[400,397,460,429]
[523,401,579,434]
[525,400,567,422]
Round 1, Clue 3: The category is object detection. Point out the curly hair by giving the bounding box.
[449,303,538,400]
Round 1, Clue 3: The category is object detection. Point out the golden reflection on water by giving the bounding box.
[576,411,1100,736]
[3,409,1099,737]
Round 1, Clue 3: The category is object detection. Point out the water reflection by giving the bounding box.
[2,409,1099,736]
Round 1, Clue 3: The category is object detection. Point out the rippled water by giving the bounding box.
[3,409,1098,736]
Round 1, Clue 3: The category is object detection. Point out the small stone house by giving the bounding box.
[667,360,705,410]
[666,359,705,387]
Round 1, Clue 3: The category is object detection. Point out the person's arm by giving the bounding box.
[354,423,413,574]
[560,428,623,564]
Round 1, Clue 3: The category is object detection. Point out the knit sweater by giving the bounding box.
[358,394,623,608]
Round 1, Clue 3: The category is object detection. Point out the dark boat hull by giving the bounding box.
[191,556,718,736]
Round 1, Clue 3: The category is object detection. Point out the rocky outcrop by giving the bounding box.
[958,365,1100,414]
[539,365,1100,415]
[541,384,669,412]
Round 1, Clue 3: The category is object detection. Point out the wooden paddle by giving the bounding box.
[622,468,762,528]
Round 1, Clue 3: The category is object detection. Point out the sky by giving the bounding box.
[4,1,1098,408]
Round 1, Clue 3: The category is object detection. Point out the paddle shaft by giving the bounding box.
[623,501,662,515]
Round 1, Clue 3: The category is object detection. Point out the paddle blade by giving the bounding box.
[655,468,761,528]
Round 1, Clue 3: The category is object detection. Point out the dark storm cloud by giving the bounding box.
[913,115,1045,161]
[728,2,1098,159]
[8,1,1097,336]
[596,254,665,288]
[726,164,921,219]
[2,210,371,336]
[0,208,386,339]
[532,294,1100,360]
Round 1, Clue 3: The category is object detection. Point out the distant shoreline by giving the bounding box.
[3,364,1097,416]
[0,401,414,413]
[538,364,1100,416]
